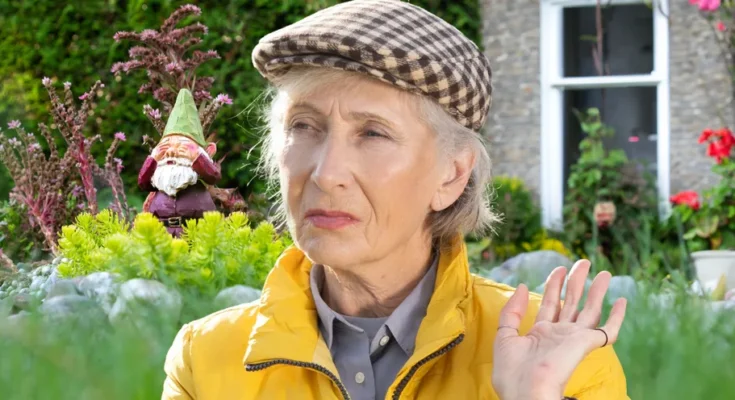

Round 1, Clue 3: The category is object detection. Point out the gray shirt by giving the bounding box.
[309,256,438,400]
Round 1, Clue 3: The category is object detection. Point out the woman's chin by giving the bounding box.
[297,233,363,268]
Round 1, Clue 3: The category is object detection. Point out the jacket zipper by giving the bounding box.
[391,334,465,400]
[246,360,351,400]
[245,333,464,400]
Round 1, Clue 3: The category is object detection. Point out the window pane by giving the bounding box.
[563,87,657,188]
[563,4,654,77]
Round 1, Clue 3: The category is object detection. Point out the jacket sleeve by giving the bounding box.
[139,156,158,192]
[564,344,629,400]
[162,323,196,400]
[191,153,221,185]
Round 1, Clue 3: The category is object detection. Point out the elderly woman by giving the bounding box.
[162,1,629,399]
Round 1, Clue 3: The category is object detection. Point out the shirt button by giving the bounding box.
[355,372,365,384]
[379,335,390,346]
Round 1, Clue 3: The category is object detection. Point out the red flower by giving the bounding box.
[717,21,727,32]
[718,128,735,148]
[670,191,700,210]
[699,128,715,143]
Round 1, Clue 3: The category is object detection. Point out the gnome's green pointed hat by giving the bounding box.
[163,88,206,147]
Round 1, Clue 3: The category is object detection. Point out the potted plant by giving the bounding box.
[670,128,735,290]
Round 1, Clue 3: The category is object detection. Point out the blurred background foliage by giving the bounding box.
[0,0,482,204]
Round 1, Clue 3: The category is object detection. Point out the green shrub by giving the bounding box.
[0,0,482,202]
[563,108,659,272]
[0,200,48,263]
[467,176,573,268]
[488,176,544,259]
[57,209,291,294]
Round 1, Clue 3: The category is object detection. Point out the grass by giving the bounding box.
[1,282,735,399]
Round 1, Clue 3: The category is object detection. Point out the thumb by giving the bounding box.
[496,284,530,340]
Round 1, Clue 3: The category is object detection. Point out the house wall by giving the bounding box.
[668,0,731,192]
[481,0,727,200]
[481,0,542,192]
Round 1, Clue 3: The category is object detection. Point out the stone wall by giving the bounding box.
[668,1,731,193]
[481,0,542,193]
[480,0,730,198]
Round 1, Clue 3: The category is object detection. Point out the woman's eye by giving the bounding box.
[290,121,314,132]
[364,129,385,138]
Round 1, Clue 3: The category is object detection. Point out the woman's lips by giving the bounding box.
[305,209,359,230]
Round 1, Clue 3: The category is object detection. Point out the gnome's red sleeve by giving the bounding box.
[138,156,158,191]
[192,153,221,184]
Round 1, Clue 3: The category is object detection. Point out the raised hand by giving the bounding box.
[491,260,627,400]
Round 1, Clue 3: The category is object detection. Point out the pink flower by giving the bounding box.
[63,81,71,89]
[114,132,127,142]
[7,120,21,129]
[165,62,182,73]
[140,29,157,40]
[717,21,726,32]
[71,185,84,198]
[28,143,41,152]
[215,93,233,105]
[628,136,640,143]
[41,77,51,86]
[79,93,89,101]
[179,4,202,15]
[148,108,162,120]
[691,0,722,11]
[114,158,124,172]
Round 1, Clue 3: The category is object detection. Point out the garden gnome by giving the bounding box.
[138,88,221,236]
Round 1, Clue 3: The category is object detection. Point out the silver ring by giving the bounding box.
[497,325,518,333]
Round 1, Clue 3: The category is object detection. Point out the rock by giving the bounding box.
[12,293,33,311]
[29,276,46,292]
[45,279,80,299]
[479,266,513,283]
[78,272,120,314]
[7,310,31,327]
[41,268,61,294]
[496,251,574,288]
[214,285,262,309]
[108,279,182,328]
[39,294,107,325]
[0,297,12,318]
[606,276,638,304]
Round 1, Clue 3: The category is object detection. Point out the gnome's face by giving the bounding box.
[151,135,213,197]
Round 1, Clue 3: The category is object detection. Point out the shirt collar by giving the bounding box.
[309,251,439,355]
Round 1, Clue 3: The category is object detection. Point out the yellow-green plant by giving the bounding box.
[57,210,290,294]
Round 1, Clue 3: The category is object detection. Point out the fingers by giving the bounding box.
[497,284,530,340]
[576,271,612,328]
[534,266,566,323]
[599,297,627,346]
[558,260,591,322]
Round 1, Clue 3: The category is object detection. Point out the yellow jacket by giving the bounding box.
[162,238,629,400]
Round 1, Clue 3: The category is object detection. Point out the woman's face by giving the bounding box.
[278,76,448,269]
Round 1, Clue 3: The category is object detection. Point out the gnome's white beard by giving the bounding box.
[152,157,199,197]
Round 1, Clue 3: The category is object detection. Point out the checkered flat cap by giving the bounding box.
[252,0,493,132]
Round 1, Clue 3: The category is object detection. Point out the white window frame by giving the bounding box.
[539,0,670,229]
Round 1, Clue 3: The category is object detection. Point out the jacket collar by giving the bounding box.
[242,235,472,375]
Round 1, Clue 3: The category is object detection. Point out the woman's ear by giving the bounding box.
[430,148,475,212]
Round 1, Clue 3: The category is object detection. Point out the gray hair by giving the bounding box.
[259,67,497,247]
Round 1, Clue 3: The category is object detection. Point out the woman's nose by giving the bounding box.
[311,137,353,192]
